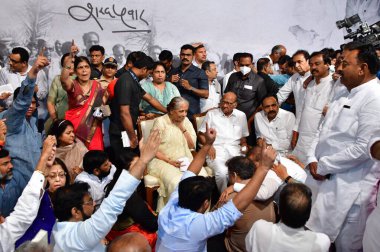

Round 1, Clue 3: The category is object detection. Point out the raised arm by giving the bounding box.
[5,53,49,134]
[60,41,78,92]
[142,92,167,113]
[232,141,276,211]
[188,123,216,175]
[0,136,56,250]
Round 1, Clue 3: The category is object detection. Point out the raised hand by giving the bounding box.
[259,140,277,171]
[29,47,50,78]
[139,129,161,164]
[204,122,216,146]
[0,119,7,143]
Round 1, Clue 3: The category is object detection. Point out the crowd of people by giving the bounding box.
[0,35,380,252]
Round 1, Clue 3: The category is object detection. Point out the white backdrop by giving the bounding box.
[0,0,379,74]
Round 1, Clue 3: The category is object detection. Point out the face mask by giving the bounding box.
[240,66,251,75]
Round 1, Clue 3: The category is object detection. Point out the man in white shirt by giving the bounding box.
[306,42,380,251]
[254,96,295,154]
[292,51,334,163]
[0,135,57,252]
[0,47,45,107]
[198,92,249,192]
[52,130,160,252]
[74,150,116,207]
[277,50,311,125]
[245,183,330,252]
[222,53,241,92]
[200,61,221,112]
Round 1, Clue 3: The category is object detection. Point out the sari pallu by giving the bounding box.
[65,80,105,150]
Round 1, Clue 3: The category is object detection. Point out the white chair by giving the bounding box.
[138,117,161,209]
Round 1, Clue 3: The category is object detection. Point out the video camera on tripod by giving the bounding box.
[336,14,380,47]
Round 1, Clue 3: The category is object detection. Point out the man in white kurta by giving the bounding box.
[254,96,295,154]
[293,52,334,164]
[198,92,249,192]
[200,61,221,112]
[277,50,311,122]
[305,43,380,251]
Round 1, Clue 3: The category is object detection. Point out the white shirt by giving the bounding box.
[0,171,45,252]
[53,170,140,252]
[234,157,307,200]
[223,69,237,92]
[277,71,311,129]
[199,108,249,148]
[200,79,221,113]
[74,165,116,207]
[293,74,334,161]
[306,78,380,241]
[245,220,330,252]
[254,108,295,152]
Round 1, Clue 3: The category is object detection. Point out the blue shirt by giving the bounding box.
[269,74,291,87]
[0,169,30,217]
[169,65,208,118]
[1,76,42,181]
[156,171,242,252]
[52,170,140,252]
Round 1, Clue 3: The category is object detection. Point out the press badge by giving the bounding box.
[244,85,253,90]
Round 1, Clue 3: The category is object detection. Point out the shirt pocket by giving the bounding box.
[331,108,358,133]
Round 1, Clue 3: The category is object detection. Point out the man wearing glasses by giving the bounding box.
[0,47,45,107]
[198,92,249,192]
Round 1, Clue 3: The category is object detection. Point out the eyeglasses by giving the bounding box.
[82,199,94,206]
[47,172,66,180]
[8,57,22,64]
[220,100,236,106]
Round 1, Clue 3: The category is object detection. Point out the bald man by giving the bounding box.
[107,233,151,252]
[198,92,249,192]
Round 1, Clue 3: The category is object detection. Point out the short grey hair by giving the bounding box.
[167,96,189,112]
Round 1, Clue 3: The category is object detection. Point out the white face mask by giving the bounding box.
[240,66,251,75]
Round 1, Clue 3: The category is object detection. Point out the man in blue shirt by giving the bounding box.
[156,125,277,252]
[0,53,49,217]
[52,130,161,252]
[168,44,209,119]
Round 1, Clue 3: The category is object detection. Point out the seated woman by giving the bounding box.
[140,62,180,117]
[60,48,107,150]
[148,97,208,210]
[105,152,158,250]
[49,119,88,183]
[15,158,70,248]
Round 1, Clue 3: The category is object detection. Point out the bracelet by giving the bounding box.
[182,129,187,134]
[284,176,292,183]
[190,87,195,92]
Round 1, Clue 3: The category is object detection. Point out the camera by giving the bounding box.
[336,14,380,47]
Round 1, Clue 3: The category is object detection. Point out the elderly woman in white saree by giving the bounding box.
[147,97,208,210]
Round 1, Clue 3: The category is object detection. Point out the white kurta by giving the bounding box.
[305,78,380,246]
[199,108,249,192]
[245,220,330,252]
[0,172,45,252]
[293,74,333,163]
[254,108,295,153]
[277,71,311,129]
